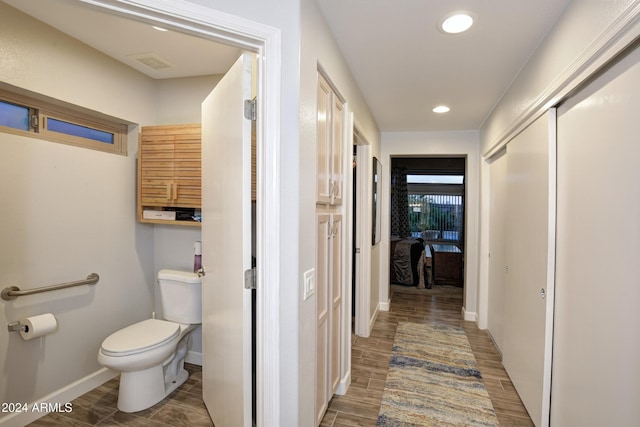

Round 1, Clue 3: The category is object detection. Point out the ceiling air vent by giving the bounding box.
[128,52,174,70]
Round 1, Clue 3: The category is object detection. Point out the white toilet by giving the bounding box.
[97,269,202,413]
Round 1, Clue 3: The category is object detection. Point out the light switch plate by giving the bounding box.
[303,268,315,301]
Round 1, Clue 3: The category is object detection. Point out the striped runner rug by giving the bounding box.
[377,322,500,426]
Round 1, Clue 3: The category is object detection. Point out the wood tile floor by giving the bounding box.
[28,364,213,427]
[321,284,534,427]
[28,285,532,427]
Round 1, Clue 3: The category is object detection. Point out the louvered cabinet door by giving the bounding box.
[173,125,201,208]
[137,123,201,225]
[139,129,175,206]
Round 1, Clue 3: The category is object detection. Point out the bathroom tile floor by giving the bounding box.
[28,364,213,427]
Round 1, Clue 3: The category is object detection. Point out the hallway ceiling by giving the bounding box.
[4,0,571,132]
[317,0,571,132]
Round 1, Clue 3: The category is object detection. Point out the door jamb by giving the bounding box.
[76,1,282,425]
[353,126,372,337]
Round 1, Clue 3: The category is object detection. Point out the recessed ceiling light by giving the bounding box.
[433,105,450,113]
[439,13,474,34]
[152,25,168,32]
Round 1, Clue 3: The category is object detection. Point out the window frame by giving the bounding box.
[0,88,128,155]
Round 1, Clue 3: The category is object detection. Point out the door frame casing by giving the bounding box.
[75,1,282,425]
[352,126,372,337]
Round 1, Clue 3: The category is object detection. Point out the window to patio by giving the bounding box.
[407,174,464,244]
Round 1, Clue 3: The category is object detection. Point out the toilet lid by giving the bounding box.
[101,319,180,357]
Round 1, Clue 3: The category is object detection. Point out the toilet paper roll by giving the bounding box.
[19,313,58,341]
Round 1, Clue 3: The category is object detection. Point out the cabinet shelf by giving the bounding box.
[138,218,201,227]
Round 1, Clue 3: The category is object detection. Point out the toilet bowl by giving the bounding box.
[97,269,201,413]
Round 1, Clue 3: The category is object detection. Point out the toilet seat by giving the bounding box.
[101,319,180,357]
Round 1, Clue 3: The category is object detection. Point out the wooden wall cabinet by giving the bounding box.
[137,123,201,226]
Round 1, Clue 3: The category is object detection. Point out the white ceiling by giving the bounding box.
[4,0,572,132]
[3,0,242,79]
[318,0,571,132]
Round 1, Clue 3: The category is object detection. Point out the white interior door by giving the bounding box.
[201,53,254,427]
[503,110,556,426]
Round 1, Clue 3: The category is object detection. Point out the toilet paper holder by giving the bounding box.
[7,321,28,333]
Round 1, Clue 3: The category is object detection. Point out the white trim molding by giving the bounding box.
[483,0,640,159]
[185,350,203,366]
[462,307,478,322]
[334,369,352,396]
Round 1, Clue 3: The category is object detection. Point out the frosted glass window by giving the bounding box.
[407,174,464,184]
[1,88,126,155]
[47,118,114,144]
[0,100,30,131]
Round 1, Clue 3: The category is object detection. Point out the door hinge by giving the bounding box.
[244,267,256,289]
[244,98,257,121]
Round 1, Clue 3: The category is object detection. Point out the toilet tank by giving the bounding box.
[157,269,202,324]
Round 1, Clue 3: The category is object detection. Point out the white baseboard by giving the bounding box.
[486,330,503,358]
[334,368,351,396]
[379,299,390,311]
[0,368,117,427]
[185,350,202,366]
[462,307,478,322]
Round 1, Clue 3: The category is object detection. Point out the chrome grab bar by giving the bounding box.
[1,273,99,301]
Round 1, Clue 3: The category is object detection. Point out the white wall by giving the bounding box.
[300,0,381,424]
[481,0,637,155]
[183,1,304,423]
[155,75,223,125]
[0,3,156,420]
[0,5,222,422]
[480,0,640,331]
[381,131,480,319]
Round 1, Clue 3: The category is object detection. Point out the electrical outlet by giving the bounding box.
[303,268,315,301]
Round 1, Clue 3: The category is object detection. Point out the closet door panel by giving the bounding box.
[487,150,507,352]
[503,111,555,426]
[553,44,640,427]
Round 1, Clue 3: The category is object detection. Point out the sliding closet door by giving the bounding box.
[503,111,556,427]
[553,44,640,426]
[487,150,507,352]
